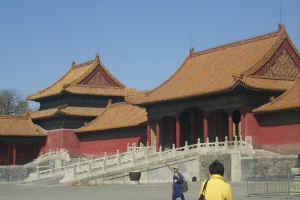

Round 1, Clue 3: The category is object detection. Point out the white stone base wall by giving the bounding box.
[100,153,232,184]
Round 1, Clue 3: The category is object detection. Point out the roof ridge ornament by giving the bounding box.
[107,99,112,108]
[189,48,195,56]
[58,104,68,110]
[62,83,71,89]
[232,73,243,81]
[24,111,31,119]
[96,53,100,64]
[269,96,276,103]
[278,23,285,31]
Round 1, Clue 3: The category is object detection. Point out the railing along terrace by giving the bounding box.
[31,148,70,164]
[246,169,300,198]
[29,136,253,183]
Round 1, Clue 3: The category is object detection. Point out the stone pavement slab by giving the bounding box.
[0,182,299,200]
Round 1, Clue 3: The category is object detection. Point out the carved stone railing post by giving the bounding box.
[234,136,238,148]
[197,138,201,151]
[144,147,149,164]
[127,143,130,152]
[73,164,77,178]
[88,160,92,174]
[206,137,210,148]
[215,137,219,150]
[184,141,189,151]
[245,136,252,147]
[36,165,40,180]
[159,146,162,161]
[103,153,107,172]
[224,136,228,149]
[139,143,144,152]
[172,144,176,158]
[116,149,121,166]
[132,149,136,166]
[77,157,81,173]
[51,165,55,175]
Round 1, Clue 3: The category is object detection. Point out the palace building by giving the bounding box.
[75,102,147,156]
[26,54,147,157]
[0,24,299,165]
[0,114,46,165]
[253,74,300,154]
[28,54,142,130]
[127,24,300,151]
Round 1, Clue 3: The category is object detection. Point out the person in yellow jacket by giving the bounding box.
[199,160,232,200]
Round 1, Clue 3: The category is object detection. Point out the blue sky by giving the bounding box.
[0,0,299,105]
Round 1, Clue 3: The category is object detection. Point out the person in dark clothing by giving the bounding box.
[172,167,185,200]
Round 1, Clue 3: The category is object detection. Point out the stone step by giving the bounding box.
[21,175,64,186]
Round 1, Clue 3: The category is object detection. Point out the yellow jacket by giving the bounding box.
[199,174,232,200]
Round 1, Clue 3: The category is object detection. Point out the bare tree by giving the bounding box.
[0,89,29,115]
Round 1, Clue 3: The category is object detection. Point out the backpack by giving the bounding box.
[181,179,188,193]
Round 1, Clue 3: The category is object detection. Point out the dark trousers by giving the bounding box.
[172,193,185,200]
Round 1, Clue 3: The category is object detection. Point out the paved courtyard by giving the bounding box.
[0,182,298,200]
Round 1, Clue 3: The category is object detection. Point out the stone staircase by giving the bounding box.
[24,136,254,185]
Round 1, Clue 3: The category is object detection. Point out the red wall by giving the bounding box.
[78,126,146,156]
[38,127,146,157]
[40,129,80,155]
[245,112,300,153]
[80,136,142,156]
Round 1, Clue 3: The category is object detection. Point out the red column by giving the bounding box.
[12,144,16,165]
[155,121,160,151]
[147,123,151,146]
[228,111,233,141]
[176,113,181,148]
[190,111,196,144]
[241,111,246,141]
[203,112,208,142]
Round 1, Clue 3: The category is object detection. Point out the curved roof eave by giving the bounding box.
[129,25,297,106]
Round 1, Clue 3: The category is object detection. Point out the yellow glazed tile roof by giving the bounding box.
[30,106,105,119]
[27,54,126,100]
[76,103,147,133]
[0,114,46,136]
[254,75,300,113]
[240,76,295,91]
[64,85,147,97]
[128,25,299,105]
